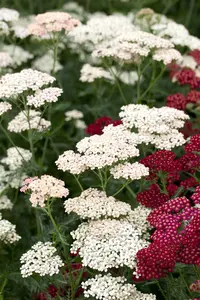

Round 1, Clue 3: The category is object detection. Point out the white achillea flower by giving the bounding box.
[71,219,148,271]
[20,242,64,277]
[1,147,32,170]
[75,119,86,129]
[126,205,152,235]
[0,195,13,210]
[32,51,62,74]
[110,162,149,180]
[80,64,113,82]
[111,68,139,85]
[119,104,188,150]
[0,52,13,67]
[55,150,88,175]
[180,55,197,69]
[0,102,12,116]
[21,175,69,208]
[65,109,84,121]
[76,124,140,169]
[11,15,35,39]
[69,14,136,47]
[27,87,63,108]
[0,213,21,243]
[8,110,51,133]
[152,48,182,65]
[92,30,174,62]
[0,21,9,35]
[64,188,131,219]
[82,274,156,300]
[120,104,189,133]
[2,45,33,67]
[0,69,55,99]
[0,8,19,22]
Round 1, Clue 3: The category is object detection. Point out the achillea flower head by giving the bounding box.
[0,213,21,243]
[186,90,200,104]
[0,195,13,210]
[191,186,200,205]
[1,147,32,170]
[0,102,12,116]
[0,69,55,99]
[166,93,187,110]
[152,48,182,65]
[8,110,51,133]
[110,162,149,180]
[190,280,200,292]
[27,87,63,108]
[29,12,80,37]
[64,188,132,219]
[20,241,64,277]
[21,175,69,207]
[184,134,200,153]
[0,8,19,22]
[71,219,148,271]
[86,116,122,135]
[65,109,84,121]
[82,274,156,300]
[80,64,113,82]
[2,45,33,67]
[55,150,87,175]
[136,184,170,208]
[175,68,200,89]
[32,51,62,74]
[0,51,13,67]
[189,49,200,65]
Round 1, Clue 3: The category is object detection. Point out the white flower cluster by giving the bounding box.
[111,67,139,85]
[2,45,33,67]
[126,205,152,236]
[0,102,12,116]
[64,188,131,219]
[80,64,113,83]
[69,14,136,47]
[0,213,21,243]
[152,48,182,65]
[110,162,149,180]
[0,69,55,99]
[8,110,51,133]
[11,15,35,39]
[56,124,140,173]
[0,195,13,210]
[0,51,13,67]
[32,51,63,74]
[65,109,86,129]
[20,242,64,277]
[0,21,9,35]
[82,274,156,300]
[0,8,19,22]
[71,219,148,271]
[56,150,87,174]
[120,104,189,149]
[1,147,32,170]
[135,8,200,50]
[27,87,63,108]
[92,31,180,64]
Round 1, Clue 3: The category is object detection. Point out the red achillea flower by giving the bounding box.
[136,184,170,208]
[65,262,88,279]
[176,68,200,89]
[187,90,200,104]
[180,177,198,189]
[47,285,58,298]
[181,121,200,139]
[140,150,181,182]
[136,241,177,280]
[166,93,187,110]
[189,49,200,65]
[185,134,200,153]
[166,183,179,197]
[191,186,200,204]
[35,293,47,300]
[86,116,122,135]
[190,280,200,292]
[178,153,200,171]
[168,63,181,78]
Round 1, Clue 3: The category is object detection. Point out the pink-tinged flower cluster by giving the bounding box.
[189,49,200,65]
[86,116,122,135]
[20,175,69,207]
[29,12,80,37]
[190,280,200,292]
[135,194,200,280]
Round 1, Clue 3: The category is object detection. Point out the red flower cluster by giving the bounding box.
[190,280,200,292]
[136,194,200,280]
[191,186,200,205]
[181,121,200,139]
[166,90,200,110]
[86,116,122,135]
[189,49,200,65]
[185,134,200,153]
[140,150,181,182]
[136,184,170,208]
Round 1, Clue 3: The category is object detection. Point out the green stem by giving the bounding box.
[0,277,7,300]
[126,184,136,200]
[178,267,192,297]
[112,181,131,197]
[137,63,141,102]
[73,175,84,192]
[156,280,168,300]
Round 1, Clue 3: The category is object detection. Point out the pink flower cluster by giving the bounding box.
[20,175,69,207]
[29,12,80,37]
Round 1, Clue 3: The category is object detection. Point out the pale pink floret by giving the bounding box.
[20,175,69,207]
[28,12,80,36]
